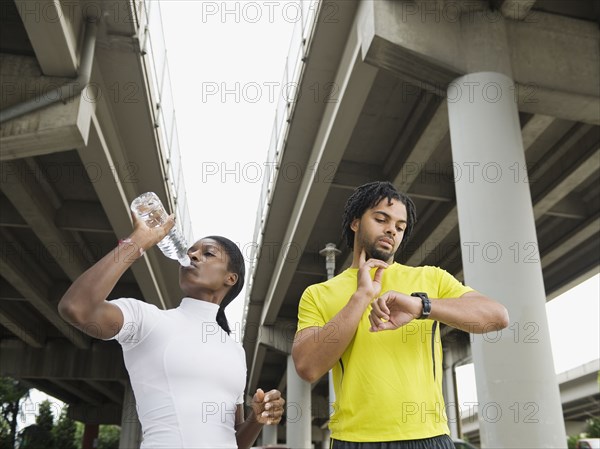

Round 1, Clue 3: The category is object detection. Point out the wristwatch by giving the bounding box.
[411,292,431,319]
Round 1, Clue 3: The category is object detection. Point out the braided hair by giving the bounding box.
[205,236,245,335]
[341,181,417,253]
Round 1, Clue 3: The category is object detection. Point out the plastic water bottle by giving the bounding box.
[130,192,191,267]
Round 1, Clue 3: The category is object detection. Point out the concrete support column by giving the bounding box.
[261,423,278,445]
[448,72,567,448]
[81,423,98,449]
[119,381,142,449]
[286,355,312,449]
[441,348,459,439]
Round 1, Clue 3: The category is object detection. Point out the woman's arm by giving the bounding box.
[58,213,174,339]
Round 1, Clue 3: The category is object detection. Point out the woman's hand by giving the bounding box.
[128,212,175,253]
[251,388,285,425]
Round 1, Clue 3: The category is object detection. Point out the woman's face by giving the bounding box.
[179,238,237,301]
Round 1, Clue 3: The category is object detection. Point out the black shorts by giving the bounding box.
[331,434,455,449]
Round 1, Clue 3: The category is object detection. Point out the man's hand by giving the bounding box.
[368,291,421,331]
[356,249,388,301]
[251,388,285,425]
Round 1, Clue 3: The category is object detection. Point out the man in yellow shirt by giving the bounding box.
[292,181,509,449]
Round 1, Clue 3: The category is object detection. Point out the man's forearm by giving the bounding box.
[292,291,371,383]
[430,292,509,333]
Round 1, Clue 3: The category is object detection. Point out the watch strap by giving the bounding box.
[411,292,431,319]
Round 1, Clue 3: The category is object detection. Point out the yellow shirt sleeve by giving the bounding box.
[434,267,474,298]
[297,286,326,332]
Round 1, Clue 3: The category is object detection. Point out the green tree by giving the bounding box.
[53,406,77,449]
[74,421,84,449]
[0,377,29,449]
[19,400,55,449]
[97,425,120,449]
[585,416,600,437]
[567,434,579,449]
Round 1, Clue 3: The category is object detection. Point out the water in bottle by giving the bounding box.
[130,192,191,267]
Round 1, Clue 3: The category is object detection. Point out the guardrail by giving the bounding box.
[242,0,322,333]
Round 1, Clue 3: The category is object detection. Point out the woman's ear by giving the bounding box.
[224,272,238,287]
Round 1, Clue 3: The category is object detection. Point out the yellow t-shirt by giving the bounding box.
[297,263,473,442]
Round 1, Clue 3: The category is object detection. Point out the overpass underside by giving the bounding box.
[243,0,599,446]
[0,0,189,432]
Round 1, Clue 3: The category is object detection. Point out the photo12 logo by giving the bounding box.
[199,1,338,24]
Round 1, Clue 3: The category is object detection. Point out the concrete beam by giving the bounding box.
[406,204,458,267]
[256,324,296,355]
[0,53,94,161]
[0,339,126,380]
[393,100,449,192]
[384,91,443,179]
[498,0,537,20]
[53,379,103,406]
[0,196,113,233]
[541,214,600,270]
[545,195,588,221]
[361,1,600,124]
[70,402,123,425]
[295,253,328,278]
[533,148,599,219]
[331,161,382,191]
[84,380,123,404]
[0,228,88,348]
[0,307,45,348]
[0,92,95,161]
[0,159,90,280]
[16,0,79,76]
[55,200,113,233]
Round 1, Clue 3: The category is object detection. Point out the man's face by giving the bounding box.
[351,198,408,263]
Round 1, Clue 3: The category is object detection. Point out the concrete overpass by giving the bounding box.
[242,1,599,447]
[0,0,191,445]
[461,359,600,445]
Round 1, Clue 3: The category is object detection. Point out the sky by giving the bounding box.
[18,0,600,432]
[159,0,301,326]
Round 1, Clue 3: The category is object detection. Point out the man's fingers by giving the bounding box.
[373,266,385,285]
[359,249,366,265]
[373,296,391,315]
[368,312,377,330]
[371,321,395,332]
[370,299,389,320]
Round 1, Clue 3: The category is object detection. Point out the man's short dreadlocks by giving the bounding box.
[341,181,417,253]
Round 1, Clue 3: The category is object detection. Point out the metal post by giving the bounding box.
[319,243,341,448]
